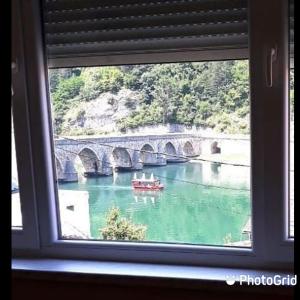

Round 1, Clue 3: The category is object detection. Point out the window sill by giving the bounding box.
[12,258,294,295]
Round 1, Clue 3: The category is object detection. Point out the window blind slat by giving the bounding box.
[46,22,248,46]
[45,9,247,34]
[48,34,248,57]
[42,0,249,67]
[44,0,245,11]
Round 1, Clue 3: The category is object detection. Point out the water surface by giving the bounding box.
[59,162,251,246]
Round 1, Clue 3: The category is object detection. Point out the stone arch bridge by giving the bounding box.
[54,133,203,182]
[54,133,249,182]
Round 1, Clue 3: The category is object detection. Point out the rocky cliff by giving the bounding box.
[60,88,141,135]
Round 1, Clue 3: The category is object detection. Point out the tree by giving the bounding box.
[49,68,82,93]
[52,75,84,134]
[223,233,233,245]
[50,60,251,135]
[152,77,177,124]
[100,206,147,241]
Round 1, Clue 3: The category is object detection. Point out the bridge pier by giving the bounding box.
[63,159,78,182]
[131,150,143,170]
[155,154,167,166]
[102,166,113,176]
[141,153,167,166]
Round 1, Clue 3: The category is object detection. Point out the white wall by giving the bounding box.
[58,190,91,239]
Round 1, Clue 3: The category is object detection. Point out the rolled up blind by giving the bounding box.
[42,0,249,67]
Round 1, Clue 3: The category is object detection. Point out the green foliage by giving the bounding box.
[49,68,82,93]
[117,102,163,131]
[193,101,213,127]
[122,64,152,92]
[223,233,233,245]
[79,68,102,100]
[49,61,253,135]
[51,76,84,133]
[52,75,84,103]
[100,206,147,241]
[118,61,250,133]
[80,66,124,100]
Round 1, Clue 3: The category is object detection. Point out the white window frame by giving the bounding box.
[11,0,39,249]
[12,0,294,271]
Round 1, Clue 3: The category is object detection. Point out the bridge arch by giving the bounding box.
[63,156,78,182]
[77,147,101,172]
[164,141,177,162]
[164,142,176,155]
[111,147,132,169]
[140,143,157,165]
[211,141,221,154]
[100,152,110,168]
[183,141,195,157]
[98,152,113,175]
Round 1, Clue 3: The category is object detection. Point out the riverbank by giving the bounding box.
[191,152,250,166]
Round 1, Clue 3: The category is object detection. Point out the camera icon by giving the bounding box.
[225,275,236,285]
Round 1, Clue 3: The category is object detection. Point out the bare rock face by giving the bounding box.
[61,88,141,134]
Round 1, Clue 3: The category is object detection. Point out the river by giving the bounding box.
[59,161,251,246]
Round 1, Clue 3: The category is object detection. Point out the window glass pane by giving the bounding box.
[48,60,251,247]
[12,117,23,228]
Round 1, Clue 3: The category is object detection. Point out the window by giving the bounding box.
[12,0,293,270]
[48,61,252,247]
[11,0,40,249]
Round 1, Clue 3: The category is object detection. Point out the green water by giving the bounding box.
[59,162,251,246]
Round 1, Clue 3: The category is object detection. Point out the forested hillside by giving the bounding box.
[49,61,251,136]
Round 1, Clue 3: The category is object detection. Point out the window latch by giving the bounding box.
[11,60,18,96]
[266,46,277,88]
[12,60,18,73]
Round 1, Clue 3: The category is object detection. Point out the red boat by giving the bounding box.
[132,173,164,191]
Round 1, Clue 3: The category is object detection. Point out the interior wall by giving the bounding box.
[12,276,294,300]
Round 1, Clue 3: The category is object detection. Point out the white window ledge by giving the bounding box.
[12,258,294,294]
